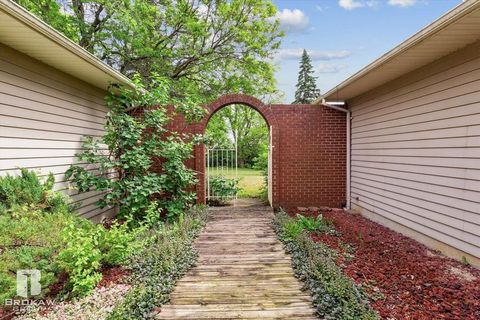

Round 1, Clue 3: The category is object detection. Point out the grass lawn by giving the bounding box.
[208,167,265,198]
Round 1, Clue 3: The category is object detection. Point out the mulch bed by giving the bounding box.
[98,266,128,287]
[291,208,480,320]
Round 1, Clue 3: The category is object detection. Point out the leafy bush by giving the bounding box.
[66,75,205,223]
[58,220,143,297]
[0,170,75,304]
[273,212,379,320]
[58,222,103,297]
[208,176,239,205]
[0,169,145,302]
[253,144,268,172]
[108,206,208,319]
[0,209,73,304]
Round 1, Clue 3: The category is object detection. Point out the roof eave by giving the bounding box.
[0,0,135,90]
[316,0,480,104]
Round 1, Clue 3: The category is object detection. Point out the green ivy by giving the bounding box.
[273,212,379,320]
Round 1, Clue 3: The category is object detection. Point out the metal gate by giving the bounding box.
[268,125,273,206]
[206,146,238,203]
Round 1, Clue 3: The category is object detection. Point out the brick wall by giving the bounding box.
[141,94,347,209]
[270,104,346,209]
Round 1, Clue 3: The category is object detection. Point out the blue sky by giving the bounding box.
[272,0,461,103]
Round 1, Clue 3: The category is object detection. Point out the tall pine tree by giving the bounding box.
[293,49,320,104]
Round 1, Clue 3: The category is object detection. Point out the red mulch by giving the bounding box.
[47,272,68,298]
[0,309,15,320]
[291,208,480,320]
[98,266,128,287]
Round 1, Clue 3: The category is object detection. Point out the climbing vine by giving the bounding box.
[66,75,206,222]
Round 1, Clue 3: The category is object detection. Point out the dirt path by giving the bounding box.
[157,205,317,319]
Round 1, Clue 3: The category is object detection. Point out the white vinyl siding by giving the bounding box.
[349,41,480,259]
[0,44,114,220]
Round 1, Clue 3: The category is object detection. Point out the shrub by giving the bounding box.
[0,168,70,215]
[208,176,239,205]
[66,75,206,223]
[58,222,104,297]
[273,211,378,320]
[0,169,146,302]
[0,170,75,304]
[108,206,208,319]
[58,220,144,297]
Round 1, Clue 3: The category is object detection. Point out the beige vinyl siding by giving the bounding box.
[348,40,480,259]
[0,44,114,221]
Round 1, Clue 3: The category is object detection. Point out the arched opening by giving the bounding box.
[195,94,276,207]
[205,103,270,206]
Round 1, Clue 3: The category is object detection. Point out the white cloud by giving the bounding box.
[338,0,379,10]
[388,0,416,7]
[317,63,347,73]
[273,9,309,32]
[338,0,365,10]
[275,49,351,62]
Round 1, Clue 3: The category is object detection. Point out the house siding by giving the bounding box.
[348,40,480,260]
[0,44,114,221]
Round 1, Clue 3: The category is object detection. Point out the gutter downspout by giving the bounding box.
[346,109,351,210]
[321,100,351,210]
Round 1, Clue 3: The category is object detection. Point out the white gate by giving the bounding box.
[267,125,273,206]
[206,147,238,203]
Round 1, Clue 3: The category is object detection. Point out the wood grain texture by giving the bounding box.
[156,205,318,320]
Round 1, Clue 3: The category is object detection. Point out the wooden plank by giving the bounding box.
[156,206,316,319]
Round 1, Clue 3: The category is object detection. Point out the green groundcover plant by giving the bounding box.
[108,206,208,320]
[272,211,379,320]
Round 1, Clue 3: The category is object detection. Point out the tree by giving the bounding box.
[293,49,320,104]
[16,0,283,102]
[206,104,268,167]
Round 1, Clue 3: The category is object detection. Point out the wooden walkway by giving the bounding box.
[157,205,317,319]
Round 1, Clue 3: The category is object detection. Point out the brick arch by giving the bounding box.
[189,94,347,209]
[199,93,277,130]
[194,94,279,206]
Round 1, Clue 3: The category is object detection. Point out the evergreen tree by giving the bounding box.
[293,49,320,104]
